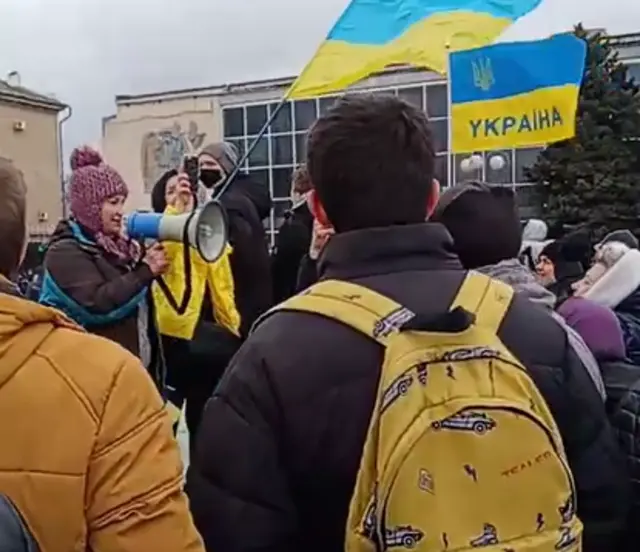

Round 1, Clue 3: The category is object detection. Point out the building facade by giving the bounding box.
[103,33,640,245]
[0,78,67,240]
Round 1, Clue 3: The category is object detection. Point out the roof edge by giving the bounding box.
[0,89,67,112]
[115,75,296,105]
[114,64,435,105]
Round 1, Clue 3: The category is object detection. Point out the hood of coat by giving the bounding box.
[227,174,272,221]
[476,258,556,309]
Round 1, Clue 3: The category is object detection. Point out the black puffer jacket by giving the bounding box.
[604,360,640,550]
[271,201,313,302]
[187,223,629,552]
[220,174,273,336]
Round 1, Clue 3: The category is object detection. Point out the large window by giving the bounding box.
[222,99,316,246]
[223,82,543,243]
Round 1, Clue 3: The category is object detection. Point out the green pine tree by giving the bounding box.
[526,24,640,239]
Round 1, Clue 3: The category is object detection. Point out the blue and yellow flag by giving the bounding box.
[287,0,543,100]
[450,34,587,153]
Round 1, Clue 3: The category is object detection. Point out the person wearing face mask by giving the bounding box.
[39,146,168,391]
[151,168,241,453]
[199,142,273,336]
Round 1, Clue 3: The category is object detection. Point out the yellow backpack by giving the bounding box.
[275,272,582,551]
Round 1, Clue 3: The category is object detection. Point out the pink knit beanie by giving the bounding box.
[67,146,137,261]
[68,146,128,234]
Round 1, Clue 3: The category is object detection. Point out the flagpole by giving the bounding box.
[445,42,453,189]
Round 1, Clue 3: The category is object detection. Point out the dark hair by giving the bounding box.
[306,94,435,232]
[0,160,27,276]
[151,169,178,213]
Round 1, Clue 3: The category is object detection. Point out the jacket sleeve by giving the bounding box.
[533,343,630,551]
[210,246,241,336]
[86,355,204,552]
[234,214,273,336]
[46,240,153,314]
[186,339,297,552]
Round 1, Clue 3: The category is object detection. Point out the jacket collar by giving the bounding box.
[318,223,462,281]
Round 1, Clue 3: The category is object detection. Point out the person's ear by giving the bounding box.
[426,178,441,219]
[307,189,330,228]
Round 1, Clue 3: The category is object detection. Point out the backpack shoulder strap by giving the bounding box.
[253,272,513,341]
[255,279,413,346]
[450,271,514,333]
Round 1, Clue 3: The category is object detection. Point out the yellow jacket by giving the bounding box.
[153,205,241,340]
[0,285,204,552]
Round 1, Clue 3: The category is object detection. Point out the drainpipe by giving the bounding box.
[58,105,72,218]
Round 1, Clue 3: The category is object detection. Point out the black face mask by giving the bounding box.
[200,168,223,189]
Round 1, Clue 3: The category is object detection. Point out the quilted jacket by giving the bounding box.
[604,360,640,550]
[0,279,204,552]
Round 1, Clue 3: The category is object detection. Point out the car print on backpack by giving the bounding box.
[384,525,424,549]
[470,523,499,547]
[555,526,577,550]
[432,411,497,435]
[416,362,428,385]
[558,495,575,524]
[381,373,414,412]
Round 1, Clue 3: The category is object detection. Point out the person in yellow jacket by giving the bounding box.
[151,168,241,454]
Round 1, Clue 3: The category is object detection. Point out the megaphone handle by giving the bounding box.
[154,210,197,315]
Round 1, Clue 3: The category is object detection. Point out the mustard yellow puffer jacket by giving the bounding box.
[0,282,204,552]
[153,206,241,340]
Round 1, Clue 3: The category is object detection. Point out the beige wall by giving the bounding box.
[102,97,222,211]
[0,101,61,239]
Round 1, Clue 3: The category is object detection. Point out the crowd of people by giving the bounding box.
[1,93,640,551]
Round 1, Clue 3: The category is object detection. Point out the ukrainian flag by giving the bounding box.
[287,0,543,100]
[450,34,587,153]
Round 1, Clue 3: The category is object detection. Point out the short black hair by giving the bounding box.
[306,94,435,232]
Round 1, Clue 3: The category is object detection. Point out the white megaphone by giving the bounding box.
[125,200,228,263]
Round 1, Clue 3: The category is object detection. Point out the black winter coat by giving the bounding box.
[271,201,313,302]
[604,360,640,550]
[219,174,273,336]
[186,223,629,552]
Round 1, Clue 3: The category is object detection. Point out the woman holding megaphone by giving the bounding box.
[39,146,168,393]
[151,166,240,454]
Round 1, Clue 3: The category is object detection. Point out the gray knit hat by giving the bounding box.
[199,142,239,174]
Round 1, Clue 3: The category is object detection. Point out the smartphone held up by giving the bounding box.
[183,155,200,195]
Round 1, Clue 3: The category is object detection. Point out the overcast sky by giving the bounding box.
[1,0,640,160]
